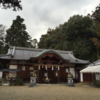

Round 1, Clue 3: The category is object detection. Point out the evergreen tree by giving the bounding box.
[31,38,38,48]
[0,0,22,11]
[62,15,97,62]
[5,16,32,48]
[0,24,6,54]
[38,15,97,62]
[88,4,100,59]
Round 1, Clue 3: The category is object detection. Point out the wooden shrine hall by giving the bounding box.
[0,46,89,83]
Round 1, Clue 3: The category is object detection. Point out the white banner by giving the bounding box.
[45,65,47,70]
[58,66,60,70]
[0,71,3,79]
[52,66,54,70]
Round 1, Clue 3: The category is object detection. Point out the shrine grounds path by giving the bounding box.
[0,83,100,100]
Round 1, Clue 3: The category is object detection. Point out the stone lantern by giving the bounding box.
[29,70,37,87]
[67,72,74,87]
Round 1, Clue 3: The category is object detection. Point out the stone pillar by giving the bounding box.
[80,72,83,82]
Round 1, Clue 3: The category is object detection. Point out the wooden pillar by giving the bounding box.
[58,67,60,83]
[58,70,59,83]
[68,62,70,71]
[75,67,76,79]
[37,65,39,83]
[88,73,90,83]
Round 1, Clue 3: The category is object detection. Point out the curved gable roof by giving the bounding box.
[31,49,69,62]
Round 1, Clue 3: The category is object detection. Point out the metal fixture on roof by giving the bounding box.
[11,47,15,57]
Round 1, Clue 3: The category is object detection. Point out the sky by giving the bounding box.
[0,0,100,42]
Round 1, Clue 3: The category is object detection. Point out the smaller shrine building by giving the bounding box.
[0,46,89,83]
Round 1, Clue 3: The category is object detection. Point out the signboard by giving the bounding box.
[30,67,34,70]
[9,65,17,69]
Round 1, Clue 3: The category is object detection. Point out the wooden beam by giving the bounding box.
[40,60,58,63]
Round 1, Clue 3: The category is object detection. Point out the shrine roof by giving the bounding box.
[0,46,89,64]
[34,49,69,61]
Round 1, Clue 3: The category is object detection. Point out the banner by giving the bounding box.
[52,66,54,70]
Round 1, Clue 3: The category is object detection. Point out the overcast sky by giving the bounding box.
[0,0,100,41]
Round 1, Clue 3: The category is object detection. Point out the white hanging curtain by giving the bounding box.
[45,65,47,70]
[58,66,60,70]
[39,65,40,70]
[52,66,54,70]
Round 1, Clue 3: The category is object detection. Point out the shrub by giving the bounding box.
[95,80,100,87]
[0,79,2,83]
[15,76,23,85]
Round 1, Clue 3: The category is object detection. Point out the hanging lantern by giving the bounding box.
[52,66,54,70]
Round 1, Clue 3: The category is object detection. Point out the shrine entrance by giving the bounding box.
[29,49,69,83]
[39,66,58,83]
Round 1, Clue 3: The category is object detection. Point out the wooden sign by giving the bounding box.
[30,67,34,70]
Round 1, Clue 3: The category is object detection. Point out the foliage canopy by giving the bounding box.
[5,16,33,48]
[38,15,97,62]
[88,4,100,59]
[0,0,22,11]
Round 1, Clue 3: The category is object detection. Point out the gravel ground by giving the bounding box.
[0,83,100,100]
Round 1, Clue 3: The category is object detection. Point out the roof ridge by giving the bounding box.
[9,46,72,54]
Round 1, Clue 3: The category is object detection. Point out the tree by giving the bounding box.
[0,24,5,41]
[63,15,97,62]
[38,15,97,62]
[38,26,64,49]
[88,4,100,22]
[38,34,47,49]
[88,4,100,59]
[5,16,32,48]
[0,24,6,54]
[31,38,38,48]
[0,0,22,11]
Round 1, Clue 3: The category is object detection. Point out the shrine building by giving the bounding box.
[0,46,89,83]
